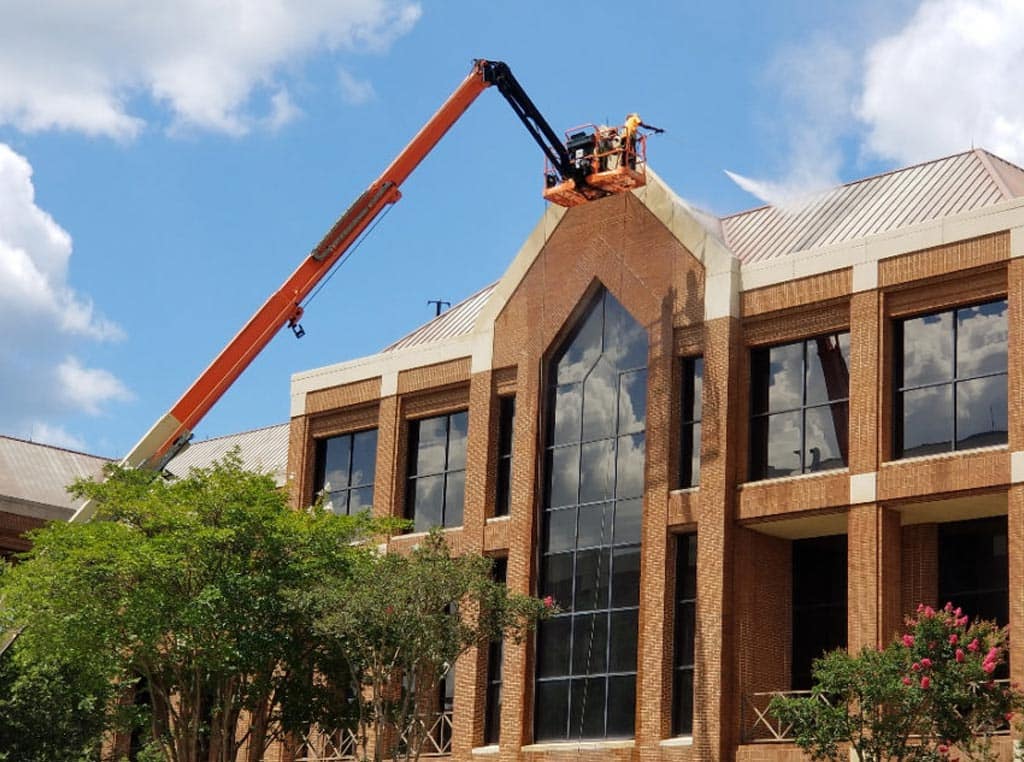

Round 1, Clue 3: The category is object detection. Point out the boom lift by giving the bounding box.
[71,59,659,522]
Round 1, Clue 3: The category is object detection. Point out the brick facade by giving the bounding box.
[287,168,1024,761]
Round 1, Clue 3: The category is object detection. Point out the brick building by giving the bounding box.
[285,148,1024,762]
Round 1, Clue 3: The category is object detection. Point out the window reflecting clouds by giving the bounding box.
[314,428,377,516]
[406,412,468,531]
[750,334,850,480]
[896,300,1007,458]
[536,289,646,741]
[679,358,702,488]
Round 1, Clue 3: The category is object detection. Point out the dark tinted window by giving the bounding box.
[680,357,703,488]
[938,516,1008,627]
[495,397,515,517]
[672,533,697,735]
[750,334,850,480]
[484,558,508,745]
[896,300,1008,458]
[314,428,377,515]
[791,535,847,690]
[407,412,468,530]
[536,289,645,741]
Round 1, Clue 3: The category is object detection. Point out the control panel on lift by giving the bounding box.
[543,115,662,207]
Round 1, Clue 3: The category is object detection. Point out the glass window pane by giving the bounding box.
[544,508,577,553]
[902,311,953,387]
[321,436,352,492]
[675,601,696,665]
[496,454,512,517]
[443,470,465,527]
[534,679,569,740]
[686,422,702,487]
[552,384,582,446]
[610,546,641,608]
[766,342,804,412]
[957,300,1008,377]
[608,609,638,673]
[617,369,647,435]
[690,358,704,422]
[678,535,697,600]
[672,669,693,735]
[806,333,850,406]
[324,491,347,516]
[537,617,572,678]
[499,396,515,454]
[540,553,574,611]
[557,300,604,384]
[574,548,610,611]
[956,375,1008,449]
[804,403,847,471]
[581,359,618,442]
[604,295,647,371]
[612,498,641,546]
[615,434,645,499]
[411,474,444,532]
[484,680,501,744]
[348,486,373,514]
[572,613,608,674]
[414,417,448,475]
[577,503,611,549]
[569,677,606,739]
[579,440,614,504]
[447,411,468,470]
[764,411,802,477]
[900,385,953,458]
[349,430,377,487]
[607,675,636,737]
[548,446,579,508]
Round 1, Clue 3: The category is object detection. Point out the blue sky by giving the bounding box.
[1,0,1020,458]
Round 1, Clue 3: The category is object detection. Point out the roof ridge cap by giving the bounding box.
[0,434,112,461]
[721,149,980,221]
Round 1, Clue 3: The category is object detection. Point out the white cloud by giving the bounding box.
[725,36,856,207]
[338,68,377,105]
[26,422,88,452]
[0,143,130,445]
[730,0,1024,208]
[859,0,1024,164]
[56,357,133,416]
[0,0,421,138]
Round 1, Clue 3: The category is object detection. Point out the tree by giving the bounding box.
[0,453,374,762]
[301,531,552,762]
[770,603,1024,762]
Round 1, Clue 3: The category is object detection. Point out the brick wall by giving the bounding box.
[287,194,1023,762]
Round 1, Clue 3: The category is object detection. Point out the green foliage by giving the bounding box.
[770,603,1024,762]
[0,652,107,761]
[0,451,376,762]
[303,530,553,762]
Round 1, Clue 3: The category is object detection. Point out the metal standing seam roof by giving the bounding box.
[166,422,290,486]
[0,435,110,514]
[720,149,1024,264]
[380,149,1024,351]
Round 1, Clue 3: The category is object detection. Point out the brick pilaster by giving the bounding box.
[693,315,742,761]
[848,503,901,651]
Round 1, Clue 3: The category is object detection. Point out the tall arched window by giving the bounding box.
[535,288,647,741]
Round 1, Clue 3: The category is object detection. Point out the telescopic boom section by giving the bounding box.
[72,59,592,523]
[90,62,493,503]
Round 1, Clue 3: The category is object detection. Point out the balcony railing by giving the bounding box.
[742,690,829,743]
[294,726,359,761]
[400,709,454,757]
[295,710,453,760]
[742,683,1012,744]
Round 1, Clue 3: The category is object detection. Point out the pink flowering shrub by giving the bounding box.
[770,603,1024,762]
